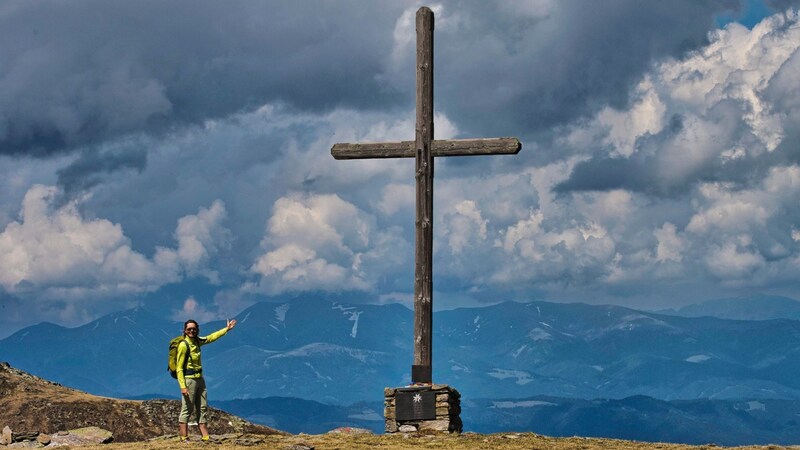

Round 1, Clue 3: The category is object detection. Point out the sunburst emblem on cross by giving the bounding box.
[413,393,422,403]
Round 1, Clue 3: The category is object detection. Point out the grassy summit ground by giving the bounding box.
[4,362,798,449]
[63,432,799,450]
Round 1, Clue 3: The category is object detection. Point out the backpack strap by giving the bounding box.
[181,339,190,369]
[180,339,202,376]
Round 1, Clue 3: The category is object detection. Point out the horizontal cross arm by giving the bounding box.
[331,137,521,160]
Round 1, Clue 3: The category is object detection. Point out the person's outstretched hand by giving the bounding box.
[226,319,237,330]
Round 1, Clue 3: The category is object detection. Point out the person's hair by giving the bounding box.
[183,320,199,337]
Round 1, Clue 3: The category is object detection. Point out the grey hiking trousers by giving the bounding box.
[179,376,208,424]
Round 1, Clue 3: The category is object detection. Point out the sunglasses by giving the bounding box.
[185,328,198,332]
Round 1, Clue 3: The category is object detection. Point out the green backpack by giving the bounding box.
[167,336,190,379]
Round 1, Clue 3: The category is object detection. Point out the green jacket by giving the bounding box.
[176,327,228,389]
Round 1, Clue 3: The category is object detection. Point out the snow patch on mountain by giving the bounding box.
[471,315,481,332]
[488,368,534,385]
[274,304,290,322]
[491,400,557,408]
[332,304,362,338]
[127,331,143,348]
[610,314,674,332]
[686,354,712,363]
[304,362,332,381]
[114,316,136,325]
[512,344,528,358]
[745,401,766,412]
[270,343,383,364]
[451,361,469,372]
[349,311,362,338]
[528,328,552,341]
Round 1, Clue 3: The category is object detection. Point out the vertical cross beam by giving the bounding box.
[330,6,520,386]
[412,6,434,384]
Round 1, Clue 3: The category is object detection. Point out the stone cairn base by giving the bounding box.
[384,385,462,433]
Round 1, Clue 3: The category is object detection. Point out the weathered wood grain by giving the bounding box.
[331,137,521,159]
[414,6,434,383]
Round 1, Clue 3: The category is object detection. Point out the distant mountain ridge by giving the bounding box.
[2,298,800,405]
[7,358,800,446]
[214,394,800,446]
[467,394,800,446]
[660,295,800,321]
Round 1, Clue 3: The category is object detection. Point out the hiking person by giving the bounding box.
[176,318,236,442]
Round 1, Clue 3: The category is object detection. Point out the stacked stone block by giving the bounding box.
[384,385,462,433]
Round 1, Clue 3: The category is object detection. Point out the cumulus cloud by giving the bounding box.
[7,1,800,334]
[0,185,229,297]
[172,296,219,323]
[654,223,686,263]
[377,183,415,216]
[705,241,766,280]
[592,79,668,158]
[444,200,488,255]
[559,11,800,195]
[77,7,800,307]
[681,166,800,281]
[419,161,620,291]
[248,193,410,295]
[155,199,230,284]
[494,210,617,286]
[428,147,800,300]
[595,164,800,288]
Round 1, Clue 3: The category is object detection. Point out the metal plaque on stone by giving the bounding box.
[396,389,436,421]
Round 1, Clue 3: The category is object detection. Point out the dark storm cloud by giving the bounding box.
[431,0,742,141]
[555,102,774,196]
[555,156,646,193]
[0,0,406,158]
[57,145,147,195]
[767,0,800,10]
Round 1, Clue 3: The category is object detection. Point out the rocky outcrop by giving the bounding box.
[0,362,286,443]
[0,426,112,448]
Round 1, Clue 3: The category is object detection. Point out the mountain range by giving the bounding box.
[3,298,800,405]
[214,394,800,446]
[5,358,800,446]
[4,296,800,445]
[661,295,800,321]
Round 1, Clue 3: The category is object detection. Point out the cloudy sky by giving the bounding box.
[2,0,800,337]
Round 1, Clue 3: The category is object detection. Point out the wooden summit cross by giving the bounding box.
[331,6,521,385]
